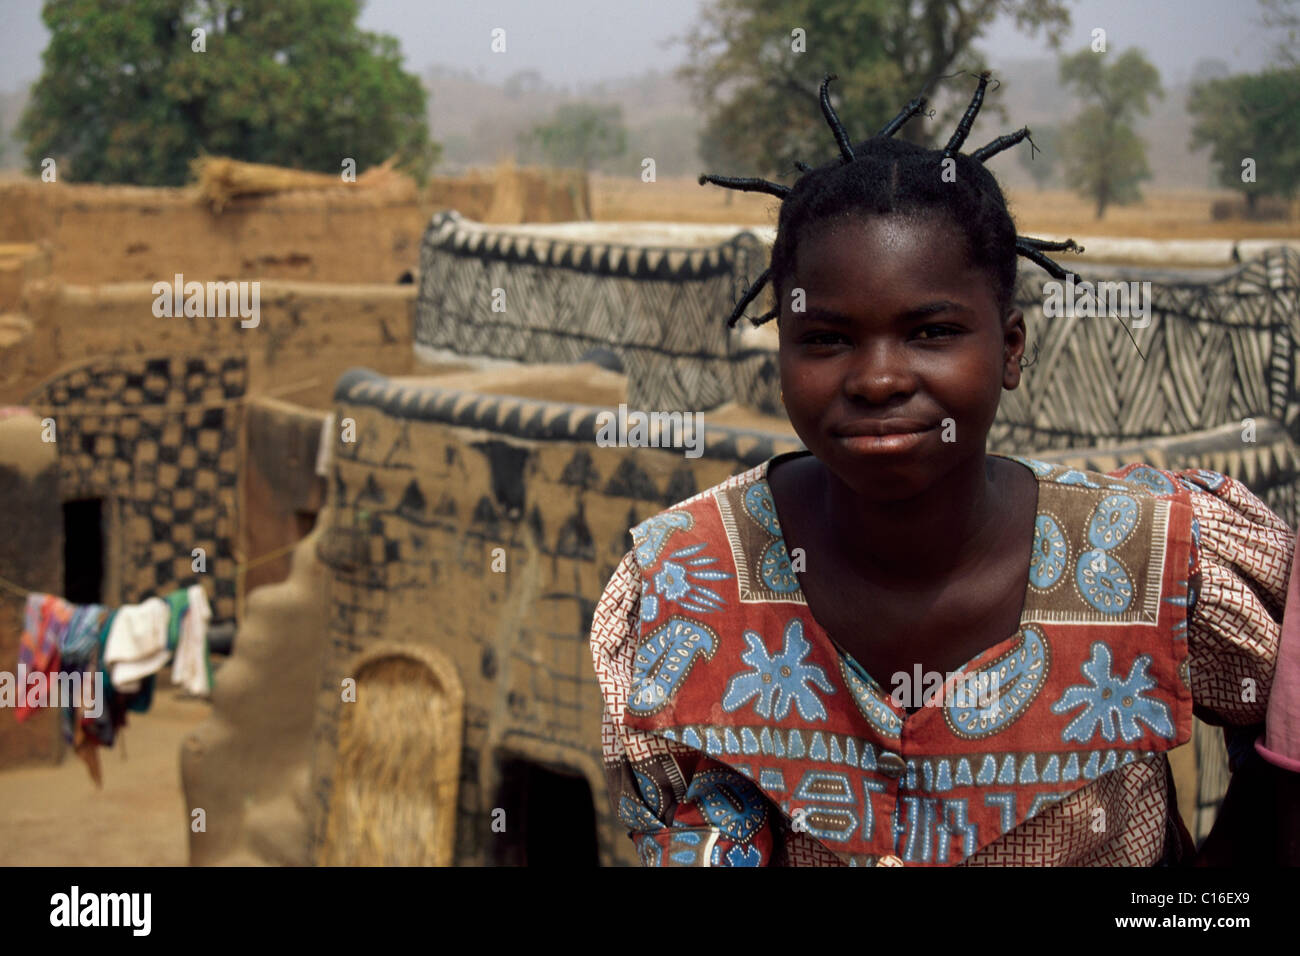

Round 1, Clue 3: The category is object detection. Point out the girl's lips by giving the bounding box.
[834,426,934,454]
[834,418,935,437]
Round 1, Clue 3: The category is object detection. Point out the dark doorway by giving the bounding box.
[63,498,105,604]
[491,758,600,867]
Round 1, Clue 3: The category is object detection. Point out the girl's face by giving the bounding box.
[777,212,1025,500]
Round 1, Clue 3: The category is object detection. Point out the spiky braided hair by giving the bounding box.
[699,72,1084,334]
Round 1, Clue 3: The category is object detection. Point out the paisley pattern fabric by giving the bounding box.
[590,452,1294,866]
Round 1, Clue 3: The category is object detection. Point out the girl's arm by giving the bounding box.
[590,551,784,865]
[1196,530,1300,865]
[1173,470,1300,864]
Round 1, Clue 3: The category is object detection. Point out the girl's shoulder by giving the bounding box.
[628,458,772,545]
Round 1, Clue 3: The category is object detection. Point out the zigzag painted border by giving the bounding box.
[333,367,805,468]
[422,209,767,279]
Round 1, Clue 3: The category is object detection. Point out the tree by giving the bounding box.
[1187,67,1300,214]
[503,69,545,100]
[19,0,437,185]
[1058,47,1162,219]
[1017,123,1059,189]
[519,103,627,172]
[675,0,1072,180]
[1259,0,1299,66]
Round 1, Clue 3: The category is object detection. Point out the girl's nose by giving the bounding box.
[842,340,916,403]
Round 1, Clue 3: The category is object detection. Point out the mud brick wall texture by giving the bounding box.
[305,369,800,866]
[0,413,63,768]
[23,353,247,621]
[415,210,778,414]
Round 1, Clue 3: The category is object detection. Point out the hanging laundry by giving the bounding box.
[57,603,106,744]
[43,596,75,656]
[72,709,104,788]
[55,604,109,788]
[15,593,69,722]
[83,607,126,749]
[59,603,104,671]
[171,584,213,697]
[162,587,190,653]
[102,597,171,694]
[8,582,221,786]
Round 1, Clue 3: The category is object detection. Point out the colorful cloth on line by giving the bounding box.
[57,603,106,744]
[170,584,213,696]
[589,452,1294,867]
[15,594,71,722]
[163,587,190,652]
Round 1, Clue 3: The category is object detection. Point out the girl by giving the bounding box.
[589,74,1298,866]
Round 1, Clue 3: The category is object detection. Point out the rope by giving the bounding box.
[0,535,307,601]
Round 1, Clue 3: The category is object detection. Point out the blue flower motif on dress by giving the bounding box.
[1123,465,1176,497]
[1076,548,1133,614]
[722,618,835,722]
[629,617,718,715]
[1087,494,1139,549]
[725,844,763,866]
[636,834,664,866]
[1030,514,1068,588]
[619,794,665,832]
[1055,468,1101,489]
[759,540,800,593]
[640,579,659,623]
[1050,642,1174,743]
[945,628,1051,739]
[633,768,663,816]
[641,541,732,622]
[839,654,903,739]
[743,483,783,536]
[684,770,768,842]
[631,510,693,567]
[1192,469,1227,491]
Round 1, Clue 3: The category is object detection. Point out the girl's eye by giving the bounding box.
[915,325,959,340]
[802,331,847,346]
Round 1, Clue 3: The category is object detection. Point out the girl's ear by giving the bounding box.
[1002,307,1026,390]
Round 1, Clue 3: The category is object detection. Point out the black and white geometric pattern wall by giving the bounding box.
[25,353,246,621]
[415,210,776,413]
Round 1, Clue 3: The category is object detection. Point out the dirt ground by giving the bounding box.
[0,681,212,866]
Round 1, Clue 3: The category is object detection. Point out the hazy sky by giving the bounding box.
[0,0,1281,92]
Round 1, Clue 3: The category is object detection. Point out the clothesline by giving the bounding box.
[0,535,308,601]
[15,583,214,788]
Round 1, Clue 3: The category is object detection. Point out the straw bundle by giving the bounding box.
[318,652,462,866]
[192,155,415,212]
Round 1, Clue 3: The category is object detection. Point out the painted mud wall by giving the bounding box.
[4,279,419,412]
[241,398,329,598]
[22,353,246,622]
[0,165,589,286]
[415,211,776,412]
[181,505,331,866]
[301,371,802,866]
[0,411,63,767]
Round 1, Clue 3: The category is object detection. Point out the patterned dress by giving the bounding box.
[589,451,1294,866]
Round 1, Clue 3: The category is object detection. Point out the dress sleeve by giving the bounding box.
[1175,469,1295,726]
[589,550,784,866]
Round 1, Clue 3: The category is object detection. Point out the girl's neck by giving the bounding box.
[814,452,1013,587]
